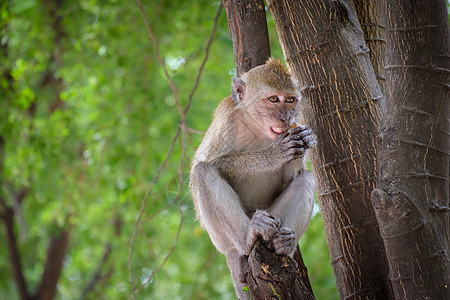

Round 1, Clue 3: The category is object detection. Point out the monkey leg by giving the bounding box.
[225,249,251,300]
[268,170,315,254]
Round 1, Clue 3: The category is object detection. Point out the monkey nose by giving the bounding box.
[280,118,288,127]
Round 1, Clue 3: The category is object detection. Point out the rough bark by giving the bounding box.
[268,0,393,298]
[222,0,271,76]
[224,0,315,298]
[353,0,386,93]
[371,0,450,299]
[241,241,314,300]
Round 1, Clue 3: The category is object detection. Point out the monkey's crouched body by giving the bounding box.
[189,58,316,299]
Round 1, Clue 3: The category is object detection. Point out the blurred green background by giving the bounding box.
[1,0,338,299]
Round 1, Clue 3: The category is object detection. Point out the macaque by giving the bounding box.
[189,58,316,299]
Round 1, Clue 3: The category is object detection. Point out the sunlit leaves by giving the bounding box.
[0,0,337,299]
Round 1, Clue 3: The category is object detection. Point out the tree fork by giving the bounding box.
[268,0,393,298]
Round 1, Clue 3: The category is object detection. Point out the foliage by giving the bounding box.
[0,0,337,299]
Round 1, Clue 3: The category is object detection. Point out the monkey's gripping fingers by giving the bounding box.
[290,125,317,150]
[272,227,297,257]
[278,132,307,161]
[245,210,280,255]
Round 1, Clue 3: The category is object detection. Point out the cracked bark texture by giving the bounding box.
[242,241,314,300]
[371,0,449,298]
[268,0,393,298]
[353,0,386,93]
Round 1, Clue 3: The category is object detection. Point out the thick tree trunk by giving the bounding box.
[268,0,393,298]
[371,0,450,299]
[224,0,314,298]
[353,0,386,93]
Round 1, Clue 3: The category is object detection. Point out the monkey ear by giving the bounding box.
[232,78,246,103]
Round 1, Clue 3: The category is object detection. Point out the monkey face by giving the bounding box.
[244,93,299,140]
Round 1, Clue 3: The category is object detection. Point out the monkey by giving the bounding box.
[189,58,316,299]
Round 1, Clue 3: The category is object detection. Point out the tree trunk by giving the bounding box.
[353,0,386,93]
[223,0,271,77]
[268,0,394,298]
[223,0,315,298]
[371,0,450,298]
[35,231,70,300]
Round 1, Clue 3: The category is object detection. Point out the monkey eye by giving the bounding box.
[268,96,279,103]
[285,97,296,104]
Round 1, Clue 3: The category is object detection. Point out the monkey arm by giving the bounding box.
[210,128,312,180]
[268,170,315,241]
[211,147,283,180]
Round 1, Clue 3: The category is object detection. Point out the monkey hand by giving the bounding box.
[275,125,316,161]
[291,125,317,151]
[272,227,297,257]
[244,210,280,255]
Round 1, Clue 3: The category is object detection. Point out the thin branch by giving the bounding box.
[80,243,112,299]
[3,184,28,240]
[186,127,206,135]
[132,127,186,297]
[135,0,183,119]
[129,2,222,299]
[127,125,181,297]
[139,203,174,257]
[81,214,121,299]
[184,4,223,115]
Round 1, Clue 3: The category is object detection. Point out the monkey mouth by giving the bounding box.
[271,127,285,134]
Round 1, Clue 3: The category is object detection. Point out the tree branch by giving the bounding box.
[80,243,112,300]
[243,240,315,300]
[35,229,70,300]
[1,201,30,300]
[222,0,271,77]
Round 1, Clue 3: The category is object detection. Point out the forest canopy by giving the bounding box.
[1,0,336,299]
